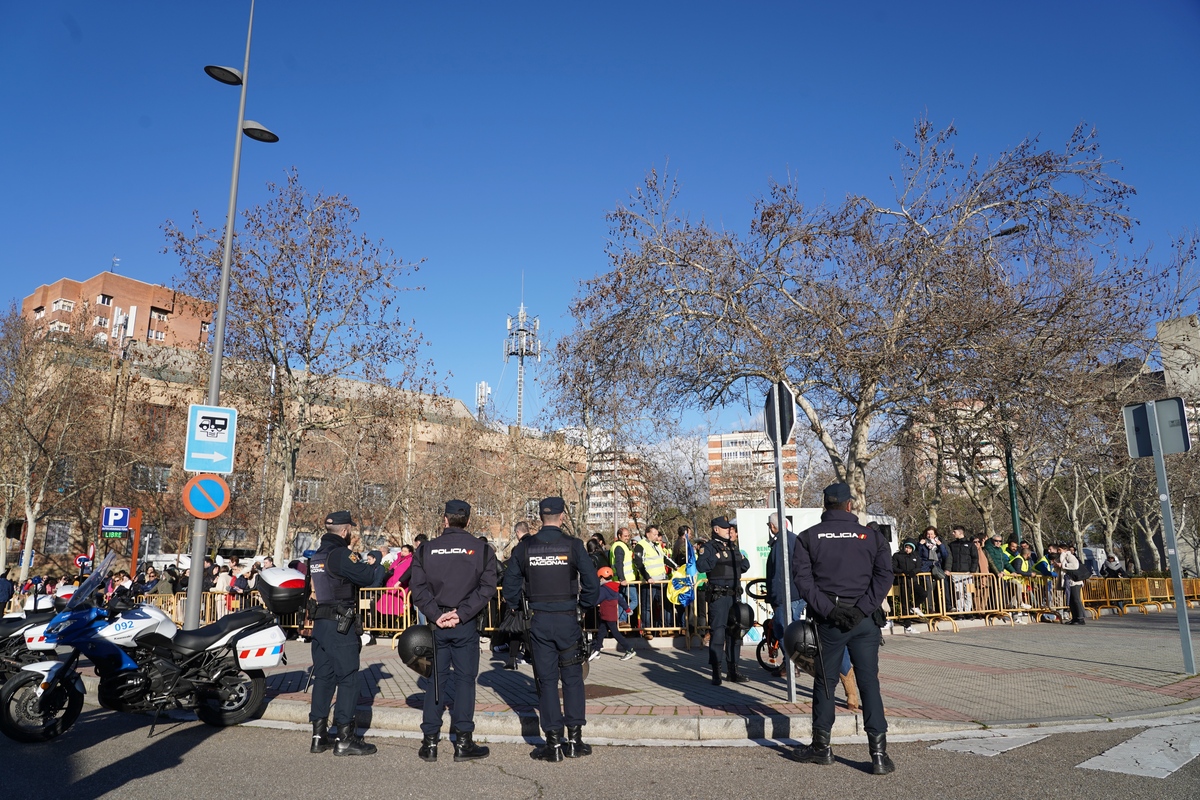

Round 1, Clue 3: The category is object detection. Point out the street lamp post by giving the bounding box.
[183,0,278,630]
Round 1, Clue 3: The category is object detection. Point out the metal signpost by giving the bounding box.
[765,380,798,702]
[1122,397,1196,675]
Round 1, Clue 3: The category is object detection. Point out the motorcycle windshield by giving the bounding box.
[66,551,119,611]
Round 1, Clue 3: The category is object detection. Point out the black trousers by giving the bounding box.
[1068,584,1085,622]
[592,619,632,653]
[309,618,362,726]
[812,615,887,736]
[421,622,480,735]
[707,594,741,669]
[529,611,585,732]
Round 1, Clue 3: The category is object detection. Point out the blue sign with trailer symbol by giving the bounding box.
[185,404,238,474]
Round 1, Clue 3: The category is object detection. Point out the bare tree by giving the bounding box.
[0,309,104,580]
[565,119,1185,513]
[167,170,436,562]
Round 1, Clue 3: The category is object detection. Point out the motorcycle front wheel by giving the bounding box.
[196,667,265,727]
[0,670,84,743]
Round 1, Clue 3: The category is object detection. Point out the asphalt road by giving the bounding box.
[2,710,1198,799]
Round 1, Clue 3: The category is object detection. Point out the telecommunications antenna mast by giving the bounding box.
[504,303,541,433]
[475,380,491,421]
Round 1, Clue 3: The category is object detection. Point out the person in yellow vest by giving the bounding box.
[610,527,638,629]
[634,525,671,633]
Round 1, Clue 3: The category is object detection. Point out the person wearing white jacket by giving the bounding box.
[1058,545,1087,625]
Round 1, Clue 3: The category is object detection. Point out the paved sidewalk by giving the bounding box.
[260,611,1200,741]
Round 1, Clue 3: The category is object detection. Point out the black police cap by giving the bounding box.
[711,516,731,529]
[823,482,852,504]
[444,499,471,516]
[325,510,355,526]
[539,496,566,515]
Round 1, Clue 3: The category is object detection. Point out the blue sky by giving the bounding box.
[2,1,1198,433]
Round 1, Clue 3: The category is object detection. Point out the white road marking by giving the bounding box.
[1077,721,1200,779]
[932,734,1048,756]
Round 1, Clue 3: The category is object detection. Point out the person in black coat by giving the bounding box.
[502,497,599,762]
[891,540,926,632]
[792,482,896,774]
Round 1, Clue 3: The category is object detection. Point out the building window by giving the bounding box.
[51,299,75,313]
[142,403,169,442]
[53,457,76,491]
[148,330,166,342]
[150,308,169,322]
[94,316,109,328]
[44,520,71,555]
[33,306,44,319]
[96,294,113,306]
[361,482,388,507]
[131,462,171,492]
[216,527,249,545]
[200,321,211,333]
[48,321,70,334]
[294,477,324,504]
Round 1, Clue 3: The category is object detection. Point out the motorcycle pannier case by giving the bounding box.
[235,625,286,669]
[256,567,306,614]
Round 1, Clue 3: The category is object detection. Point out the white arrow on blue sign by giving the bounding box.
[102,506,131,530]
[184,404,238,475]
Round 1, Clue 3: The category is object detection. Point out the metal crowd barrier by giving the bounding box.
[124,573,1198,640]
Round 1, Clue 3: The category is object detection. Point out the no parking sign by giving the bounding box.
[181,474,231,520]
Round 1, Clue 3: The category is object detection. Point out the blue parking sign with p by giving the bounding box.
[102,507,131,530]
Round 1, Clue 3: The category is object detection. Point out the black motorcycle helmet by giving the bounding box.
[784,618,820,665]
[394,625,435,678]
[727,601,755,631]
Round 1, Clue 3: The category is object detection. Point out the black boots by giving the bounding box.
[727,666,749,684]
[418,732,439,762]
[867,731,896,775]
[452,730,490,762]
[795,728,834,765]
[711,665,723,686]
[563,726,591,758]
[333,722,377,756]
[310,719,333,754]
[531,729,564,762]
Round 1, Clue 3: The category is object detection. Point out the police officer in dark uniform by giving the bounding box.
[307,510,378,756]
[409,500,498,763]
[791,483,895,774]
[501,497,599,762]
[696,516,750,685]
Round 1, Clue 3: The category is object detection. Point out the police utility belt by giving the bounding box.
[315,603,360,634]
[706,583,741,600]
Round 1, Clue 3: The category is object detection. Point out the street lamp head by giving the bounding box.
[241,120,279,143]
[204,65,244,86]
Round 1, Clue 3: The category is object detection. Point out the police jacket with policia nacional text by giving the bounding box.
[696,534,749,588]
[310,532,377,607]
[409,527,499,623]
[501,525,600,613]
[790,509,894,620]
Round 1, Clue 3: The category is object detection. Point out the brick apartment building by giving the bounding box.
[21,271,212,352]
[707,430,798,510]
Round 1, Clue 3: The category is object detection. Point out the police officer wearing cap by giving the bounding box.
[502,497,599,762]
[791,482,895,774]
[409,500,498,762]
[307,510,378,756]
[696,516,750,685]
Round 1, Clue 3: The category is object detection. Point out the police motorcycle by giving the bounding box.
[0,586,77,684]
[0,553,304,743]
